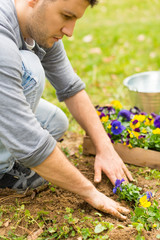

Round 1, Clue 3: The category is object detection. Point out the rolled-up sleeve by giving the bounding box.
[42,40,85,102]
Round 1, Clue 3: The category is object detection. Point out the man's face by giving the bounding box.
[26,0,89,48]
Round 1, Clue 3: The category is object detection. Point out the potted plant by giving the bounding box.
[83,100,160,169]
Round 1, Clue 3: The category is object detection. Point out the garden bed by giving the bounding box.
[0,132,160,240]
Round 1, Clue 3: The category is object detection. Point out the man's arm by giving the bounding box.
[32,145,129,220]
[65,89,133,185]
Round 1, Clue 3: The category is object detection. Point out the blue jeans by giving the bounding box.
[0,50,68,175]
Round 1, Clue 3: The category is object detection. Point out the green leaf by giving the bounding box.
[94,212,102,217]
[147,217,155,223]
[94,223,106,233]
[148,210,156,216]
[117,225,125,229]
[134,207,146,217]
[136,234,145,240]
[136,223,144,232]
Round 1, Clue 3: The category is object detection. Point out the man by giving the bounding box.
[0,0,133,220]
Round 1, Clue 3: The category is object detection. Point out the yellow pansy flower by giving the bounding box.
[153,224,157,228]
[153,128,160,135]
[123,142,132,148]
[128,130,134,138]
[130,120,140,129]
[107,124,112,129]
[110,100,122,109]
[144,116,154,126]
[133,114,146,122]
[127,143,133,148]
[139,195,151,208]
[142,128,147,134]
[132,131,140,139]
[101,116,109,123]
[97,111,101,116]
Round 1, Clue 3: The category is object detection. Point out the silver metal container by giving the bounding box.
[123,71,160,114]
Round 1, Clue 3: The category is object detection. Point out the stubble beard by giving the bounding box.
[26,22,52,48]
[25,6,53,49]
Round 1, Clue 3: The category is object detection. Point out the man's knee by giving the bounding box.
[35,99,69,141]
[47,107,69,140]
[56,108,69,139]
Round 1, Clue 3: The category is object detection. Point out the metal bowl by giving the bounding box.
[123,71,160,114]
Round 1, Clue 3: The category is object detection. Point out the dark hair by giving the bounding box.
[47,0,98,7]
[87,0,98,7]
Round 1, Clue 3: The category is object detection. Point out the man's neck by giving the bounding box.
[14,0,30,39]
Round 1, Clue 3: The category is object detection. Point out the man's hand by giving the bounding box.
[84,188,130,220]
[65,90,133,185]
[94,145,133,185]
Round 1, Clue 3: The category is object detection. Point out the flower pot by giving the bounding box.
[83,135,160,170]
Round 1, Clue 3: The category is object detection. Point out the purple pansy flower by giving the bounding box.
[126,139,130,145]
[140,112,147,115]
[127,132,130,139]
[98,107,104,112]
[118,109,132,121]
[100,112,105,118]
[113,178,125,194]
[107,133,115,143]
[134,128,140,132]
[106,106,116,115]
[154,115,160,128]
[146,191,153,200]
[132,119,138,125]
[130,106,141,115]
[111,121,125,135]
[138,135,146,139]
[151,112,157,118]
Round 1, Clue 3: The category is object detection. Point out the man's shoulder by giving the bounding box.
[0,0,15,21]
[0,0,22,49]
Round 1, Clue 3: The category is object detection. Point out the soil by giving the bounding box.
[0,132,160,240]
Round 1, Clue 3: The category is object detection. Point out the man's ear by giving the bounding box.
[28,0,40,8]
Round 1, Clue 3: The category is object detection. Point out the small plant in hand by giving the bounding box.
[96,100,160,151]
[113,178,160,238]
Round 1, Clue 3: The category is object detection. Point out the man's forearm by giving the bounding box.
[65,89,133,184]
[32,145,96,199]
[65,90,113,153]
[32,144,130,220]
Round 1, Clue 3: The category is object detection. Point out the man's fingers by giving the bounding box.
[104,165,132,186]
[112,165,133,185]
[109,203,130,220]
[106,173,116,185]
[107,207,128,221]
[116,205,130,215]
[85,190,130,221]
[94,167,102,183]
[123,164,134,181]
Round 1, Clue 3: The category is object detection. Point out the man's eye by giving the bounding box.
[62,14,71,20]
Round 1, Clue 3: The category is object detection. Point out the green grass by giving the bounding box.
[43,0,160,132]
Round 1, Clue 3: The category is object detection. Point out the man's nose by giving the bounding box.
[62,21,76,37]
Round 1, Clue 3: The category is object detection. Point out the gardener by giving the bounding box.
[0,0,133,219]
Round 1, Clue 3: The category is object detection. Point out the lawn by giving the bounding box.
[43,0,160,131]
[1,0,160,239]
